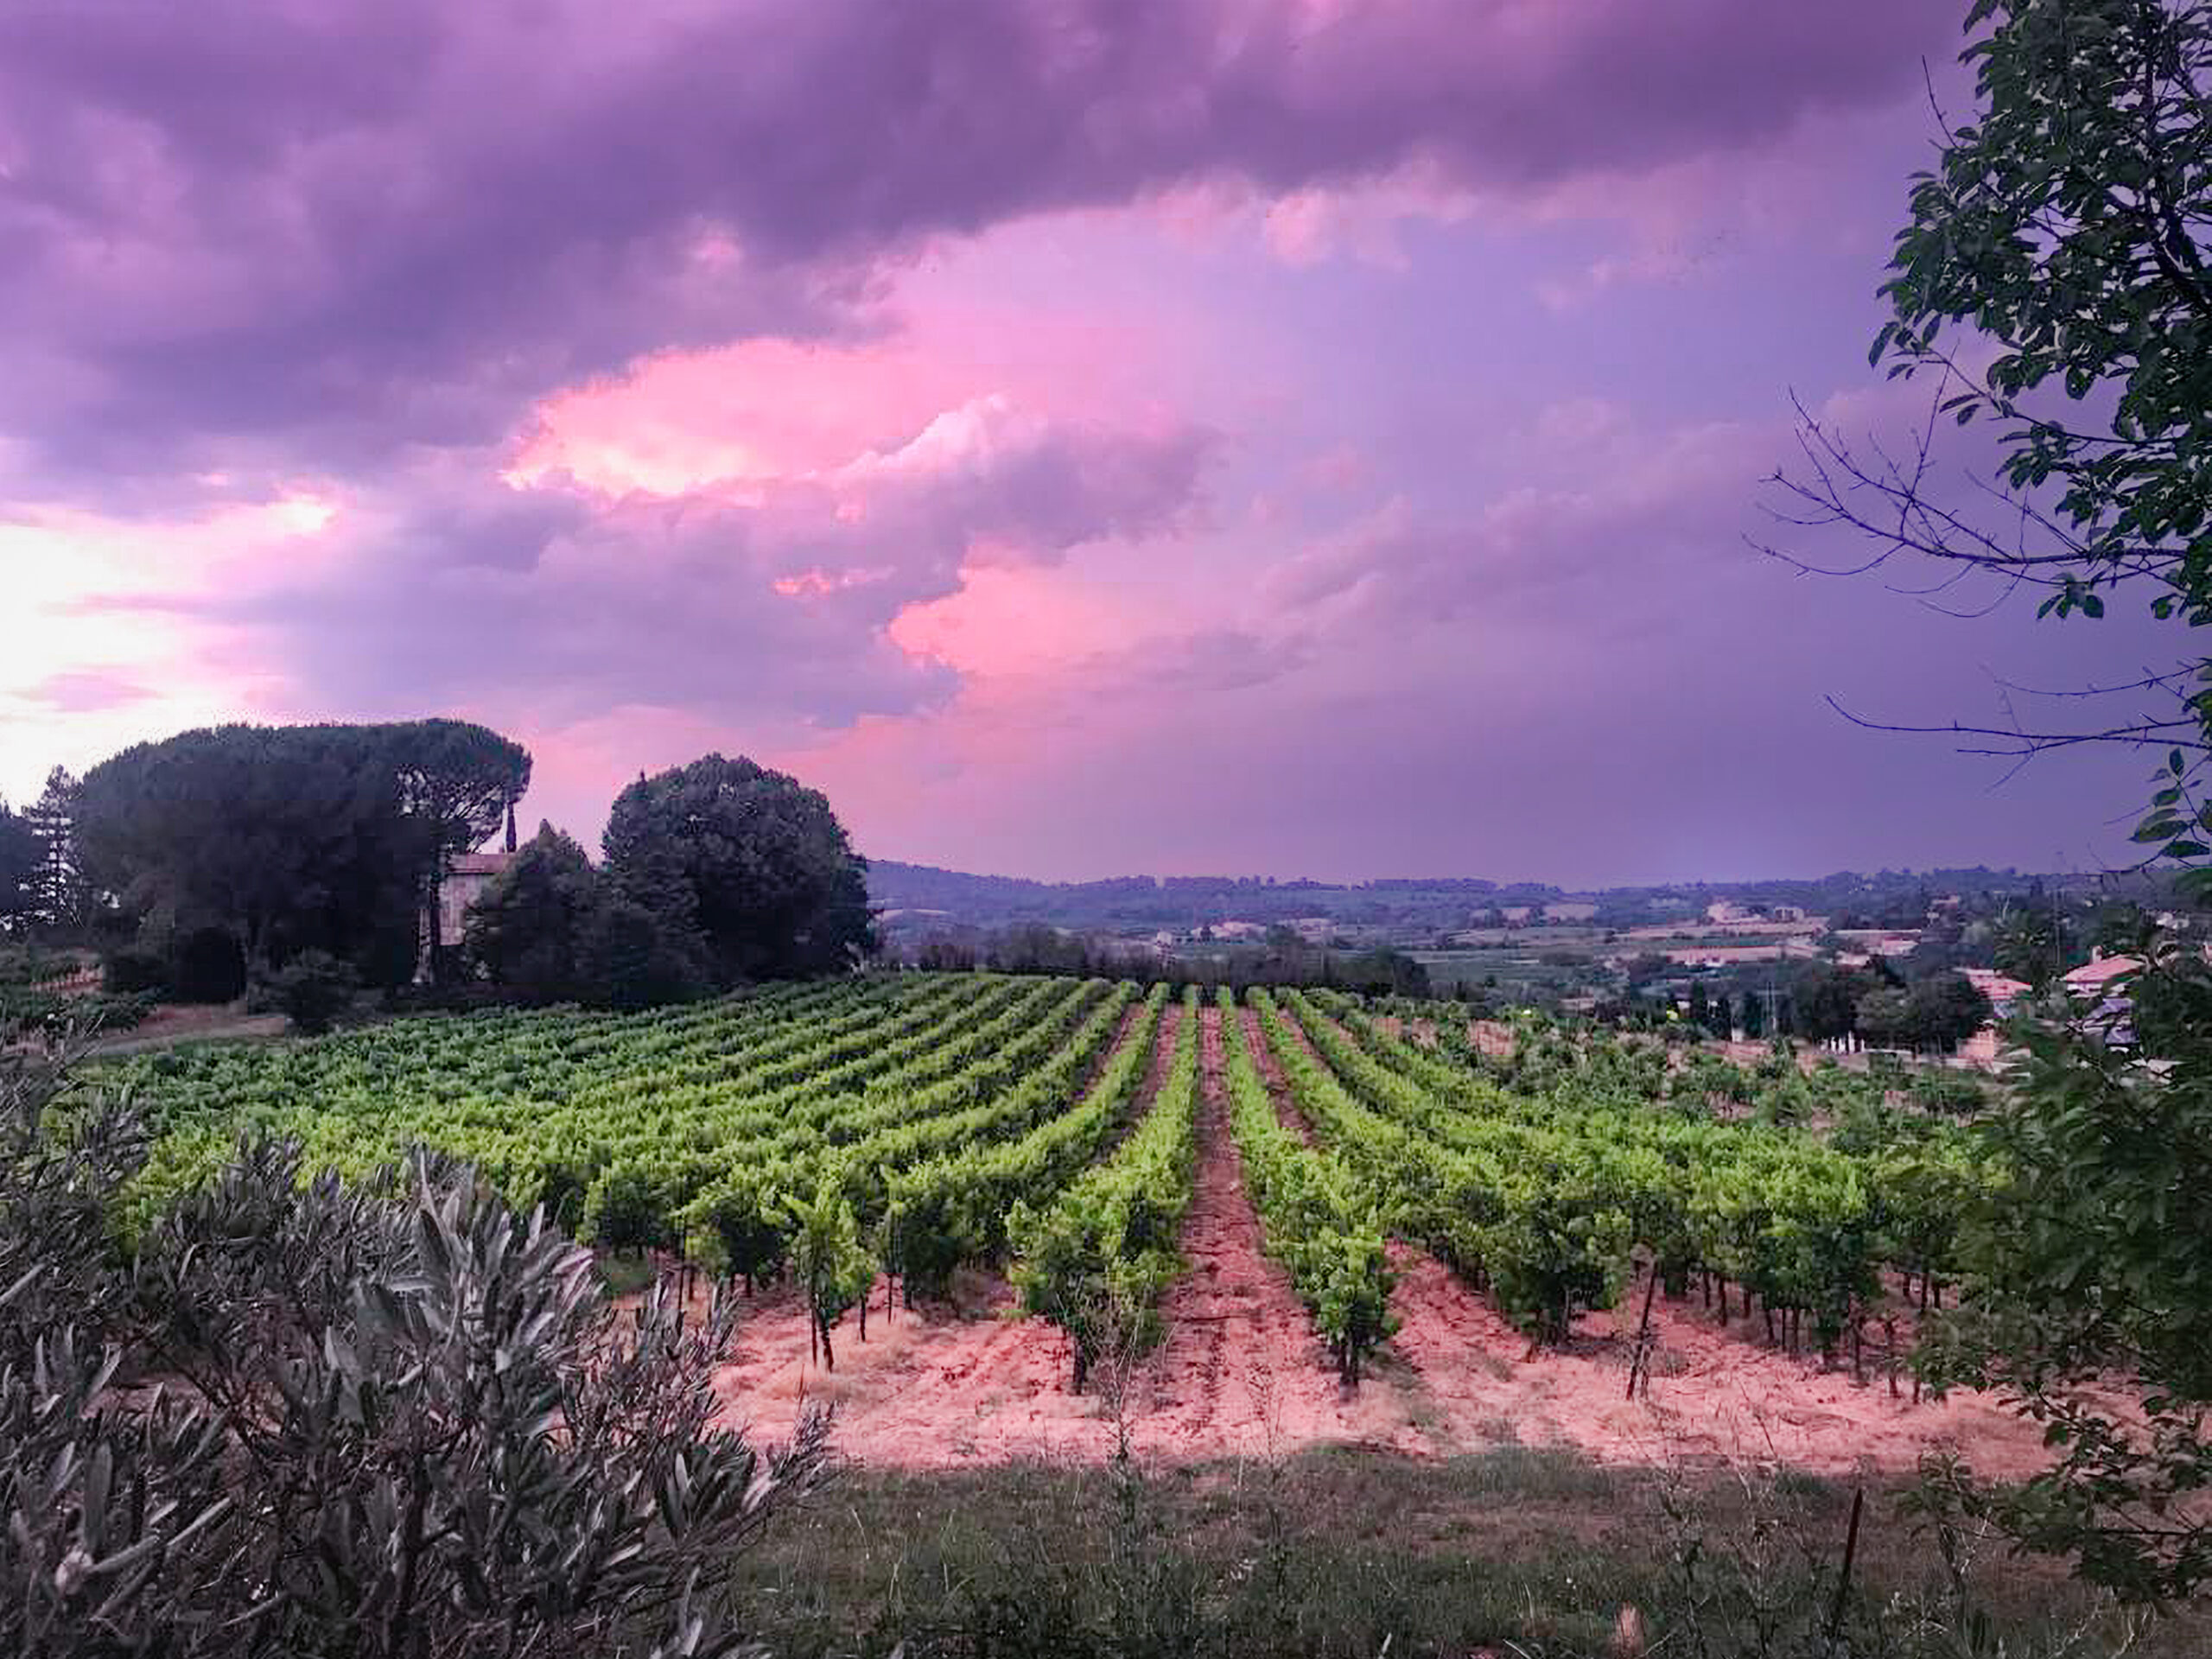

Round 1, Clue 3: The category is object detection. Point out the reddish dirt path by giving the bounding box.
[708,1002,1433,1462]
[1378,1245,2088,1476]
[1129,1004,1422,1457]
[1119,1001,1187,1154]
[1238,1006,1315,1142]
[1471,1020,1516,1058]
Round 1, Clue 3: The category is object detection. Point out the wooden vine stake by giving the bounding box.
[1825,1487,1866,1641]
[1624,1264,1660,1402]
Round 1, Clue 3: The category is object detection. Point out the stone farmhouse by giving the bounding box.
[435,852,514,949]
[411,850,515,982]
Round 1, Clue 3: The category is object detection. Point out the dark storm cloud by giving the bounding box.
[16,0,2086,885]
[0,0,1950,483]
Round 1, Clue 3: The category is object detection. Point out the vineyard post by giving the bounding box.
[1825,1486,1866,1640]
[1625,1263,1659,1402]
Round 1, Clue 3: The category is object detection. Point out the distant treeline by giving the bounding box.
[899,919,1433,999]
[868,857,2123,938]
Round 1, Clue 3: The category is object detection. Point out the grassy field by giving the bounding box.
[735,1446,2196,1657]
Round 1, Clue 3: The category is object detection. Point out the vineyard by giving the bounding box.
[105,970,2037,1469]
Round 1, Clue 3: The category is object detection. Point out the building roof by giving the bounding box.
[449,851,514,876]
[2063,954,2143,991]
[1962,968,2032,1001]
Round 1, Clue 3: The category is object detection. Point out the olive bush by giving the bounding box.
[0,1042,828,1658]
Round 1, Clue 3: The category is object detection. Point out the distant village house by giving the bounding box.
[1961,966,2031,1017]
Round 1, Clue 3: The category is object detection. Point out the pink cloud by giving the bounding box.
[512,340,978,499]
[79,394,1217,736]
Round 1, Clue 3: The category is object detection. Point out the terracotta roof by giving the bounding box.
[2063,954,2142,990]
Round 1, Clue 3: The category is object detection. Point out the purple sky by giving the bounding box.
[0,1,2171,885]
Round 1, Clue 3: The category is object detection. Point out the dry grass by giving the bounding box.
[731,1443,2202,1658]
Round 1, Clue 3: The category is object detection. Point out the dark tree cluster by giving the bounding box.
[72,721,529,1003]
[906,918,1430,998]
[1783,960,1993,1052]
[0,768,99,944]
[602,754,875,984]
[462,824,705,1011]
[465,755,876,1010]
[22,728,872,1022]
[0,798,39,932]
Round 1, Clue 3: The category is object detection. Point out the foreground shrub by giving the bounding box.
[0,1043,829,1659]
[100,944,169,996]
[1916,940,2212,1604]
[256,946,360,1033]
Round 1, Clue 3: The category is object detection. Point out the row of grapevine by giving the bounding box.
[149,975,1085,1229]
[608,978,1132,1269]
[1008,988,1203,1388]
[664,986,1150,1282]
[1331,989,1990,1295]
[1281,990,1986,1352]
[568,975,1103,1222]
[117,973,886,1122]
[1217,989,1396,1383]
[116,975,1104,1243]
[698,979,1174,1371]
[886,983,1174,1298]
[1249,989,1633,1342]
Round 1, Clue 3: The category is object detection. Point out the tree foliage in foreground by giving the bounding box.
[0,1043,826,1658]
[1916,943,2212,1604]
[1773,4,2212,1603]
[1777,0,2212,777]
